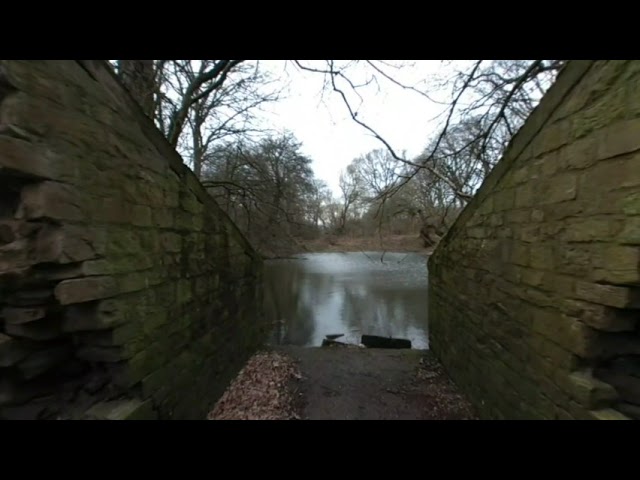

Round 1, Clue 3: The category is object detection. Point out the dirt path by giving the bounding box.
[279,346,477,420]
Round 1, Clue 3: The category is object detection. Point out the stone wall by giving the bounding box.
[0,60,266,419]
[428,60,640,420]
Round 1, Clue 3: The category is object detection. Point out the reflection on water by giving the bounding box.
[263,252,429,349]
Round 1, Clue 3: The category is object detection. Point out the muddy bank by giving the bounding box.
[282,346,477,420]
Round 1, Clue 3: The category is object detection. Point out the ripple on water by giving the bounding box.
[264,252,429,349]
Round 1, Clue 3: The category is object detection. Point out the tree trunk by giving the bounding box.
[118,60,156,120]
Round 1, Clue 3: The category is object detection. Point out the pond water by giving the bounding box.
[263,252,429,349]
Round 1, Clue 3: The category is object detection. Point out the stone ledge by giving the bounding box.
[566,370,618,409]
[575,282,640,309]
[588,408,631,420]
[84,398,157,420]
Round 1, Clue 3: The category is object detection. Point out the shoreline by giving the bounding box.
[261,233,434,260]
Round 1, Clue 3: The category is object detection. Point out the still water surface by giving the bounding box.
[263,252,429,349]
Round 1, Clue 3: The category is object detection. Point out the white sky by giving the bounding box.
[252,60,458,194]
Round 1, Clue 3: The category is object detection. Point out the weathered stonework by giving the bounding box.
[0,60,266,420]
[429,60,640,420]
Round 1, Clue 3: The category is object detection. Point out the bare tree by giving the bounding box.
[114,60,281,179]
[352,149,404,199]
[155,60,245,147]
[308,179,333,228]
[337,163,365,234]
[111,59,567,252]
[292,59,565,204]
[200,133,317,255]
[183,62,280,177]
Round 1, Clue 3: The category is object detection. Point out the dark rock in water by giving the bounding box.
[361,335,411,349]
[321,338,350,347]
[325,334,344,340]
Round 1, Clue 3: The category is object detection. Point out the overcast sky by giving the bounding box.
[253,61,458,194]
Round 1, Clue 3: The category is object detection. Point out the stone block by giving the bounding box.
[519,225,540,243]
[528,334,577,371]
[535,120,572,156]
[76,345,130,362]
[0,136,53,179]
[141,365,174,398]
[505,210,530,224]
[562,300,637,332]
[0,377,51,407]
[81,255,154,276]
[531,310,598,357]
[73,322,141,347]
[580,155,640,195]
[563,136,597,169]
[131,205,152,227]
[510,242,530,267]
[103,229,143,257]
[125,343,171,385]
[561,217,620,243]
[555,245,594,277]
[526,246,553,272]
[62,298,130,332]
[15,181,83,221]
[575,282,640,308]
[566,370,618,409]
[5,318,63,341]
[493,189,515,211]
[0,334,38,367]
[139,231,162,254]
[510,166,529,185]
[160,232,182,253]
[618,217,640,244]
[152,209,174,228]
[593,246,640,284]
[1,306,46,324]
[34,224,97,264]
[539,173,577,204]
[595,118,640,161]
[55,276,118,305]
[165,189,180,208]
[141,307,169,335]
[4,288,54,307]
[622,192,640,216]
[99,198,131,224]
[16,345,72,380]
[520,268,545,288]
[515,184,534,208]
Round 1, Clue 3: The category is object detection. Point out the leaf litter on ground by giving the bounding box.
[208,350,302,420]
[413,354,478,420]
